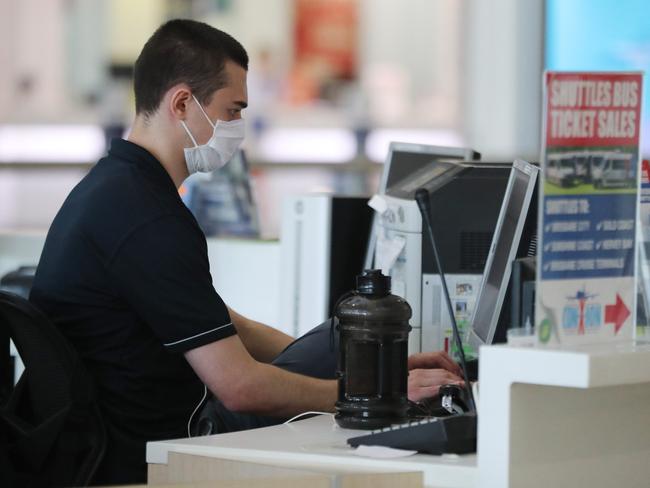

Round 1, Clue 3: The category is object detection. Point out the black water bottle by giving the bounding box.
[334,270,412,430]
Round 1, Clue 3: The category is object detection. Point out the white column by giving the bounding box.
[463,0,544,161]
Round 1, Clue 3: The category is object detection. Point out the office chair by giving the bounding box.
[0,291,106,487]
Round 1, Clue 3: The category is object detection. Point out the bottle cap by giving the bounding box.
[356,269,391,296]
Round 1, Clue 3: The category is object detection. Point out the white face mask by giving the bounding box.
[180,95,245,174]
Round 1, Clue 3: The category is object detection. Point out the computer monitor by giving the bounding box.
[390,161,515,275]
[373,158,513,353]
[380,143,480,194]
[364,143,481,269]
[467,160,539,348]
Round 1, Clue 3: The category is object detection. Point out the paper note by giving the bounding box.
[376,234,406,275]
[368,194,389,215]
[352,445,417,459]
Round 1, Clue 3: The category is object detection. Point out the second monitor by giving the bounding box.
[466,160,539,349]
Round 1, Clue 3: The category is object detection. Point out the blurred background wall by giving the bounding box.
[0,0,647,237]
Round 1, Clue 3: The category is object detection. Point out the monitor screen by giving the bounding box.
[386,161,462,200]
[381,144,480,193]
[469,160,539,346]
[365,143,481,269]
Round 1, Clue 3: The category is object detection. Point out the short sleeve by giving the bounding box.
[108,214,236,353]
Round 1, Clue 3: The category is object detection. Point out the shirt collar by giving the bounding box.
[107,138,178,193]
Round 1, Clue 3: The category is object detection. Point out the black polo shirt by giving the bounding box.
[30,139,235,485]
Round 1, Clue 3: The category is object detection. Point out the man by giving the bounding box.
[30,19,463,485]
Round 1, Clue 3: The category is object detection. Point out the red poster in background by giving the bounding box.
[294,0,358,79]
[545,72,642,147]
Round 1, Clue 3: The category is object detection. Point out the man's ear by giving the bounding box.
[168,85,193,121]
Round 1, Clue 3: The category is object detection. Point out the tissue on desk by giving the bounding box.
[352,445,417,459]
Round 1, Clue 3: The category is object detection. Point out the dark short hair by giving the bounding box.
[133,19,248,116]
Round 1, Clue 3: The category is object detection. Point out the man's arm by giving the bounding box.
[186,332,466,417]
[227,307,293,363]
[185,334,336,417]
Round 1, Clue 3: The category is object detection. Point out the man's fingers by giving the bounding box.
[438,352,464,377]
[408,368,464,386]
[408,385,441,403]
[434,352,463,376]
[407,351,463,377]
[407,369,465,404]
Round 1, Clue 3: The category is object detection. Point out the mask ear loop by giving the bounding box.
[192,94,216,129]
[180,120,199,147]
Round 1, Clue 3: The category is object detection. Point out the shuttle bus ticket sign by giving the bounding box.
[536,71,643,346]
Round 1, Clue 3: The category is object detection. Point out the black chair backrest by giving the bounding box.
[0,291,106,487]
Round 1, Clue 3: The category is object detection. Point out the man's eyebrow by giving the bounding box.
[234,101,248,109]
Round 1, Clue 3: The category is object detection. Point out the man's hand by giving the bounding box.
[407,351,463,377]
[406,351,464,403]
[407,368,464,402]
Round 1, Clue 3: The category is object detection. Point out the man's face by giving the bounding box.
[185,60,248,145]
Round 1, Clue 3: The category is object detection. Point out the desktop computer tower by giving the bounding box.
[421,165,539,354]
[421,273,484,353]
[280,195,373,337]
[422,163,515,352]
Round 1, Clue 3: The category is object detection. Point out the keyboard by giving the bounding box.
[347,413,477,455]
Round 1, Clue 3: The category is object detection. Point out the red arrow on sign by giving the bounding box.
[604,294,630,334]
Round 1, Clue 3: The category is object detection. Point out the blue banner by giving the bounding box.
[541,193,636,280]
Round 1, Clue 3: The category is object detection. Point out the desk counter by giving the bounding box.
[148,342,650,488]
[147,414,477,488]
